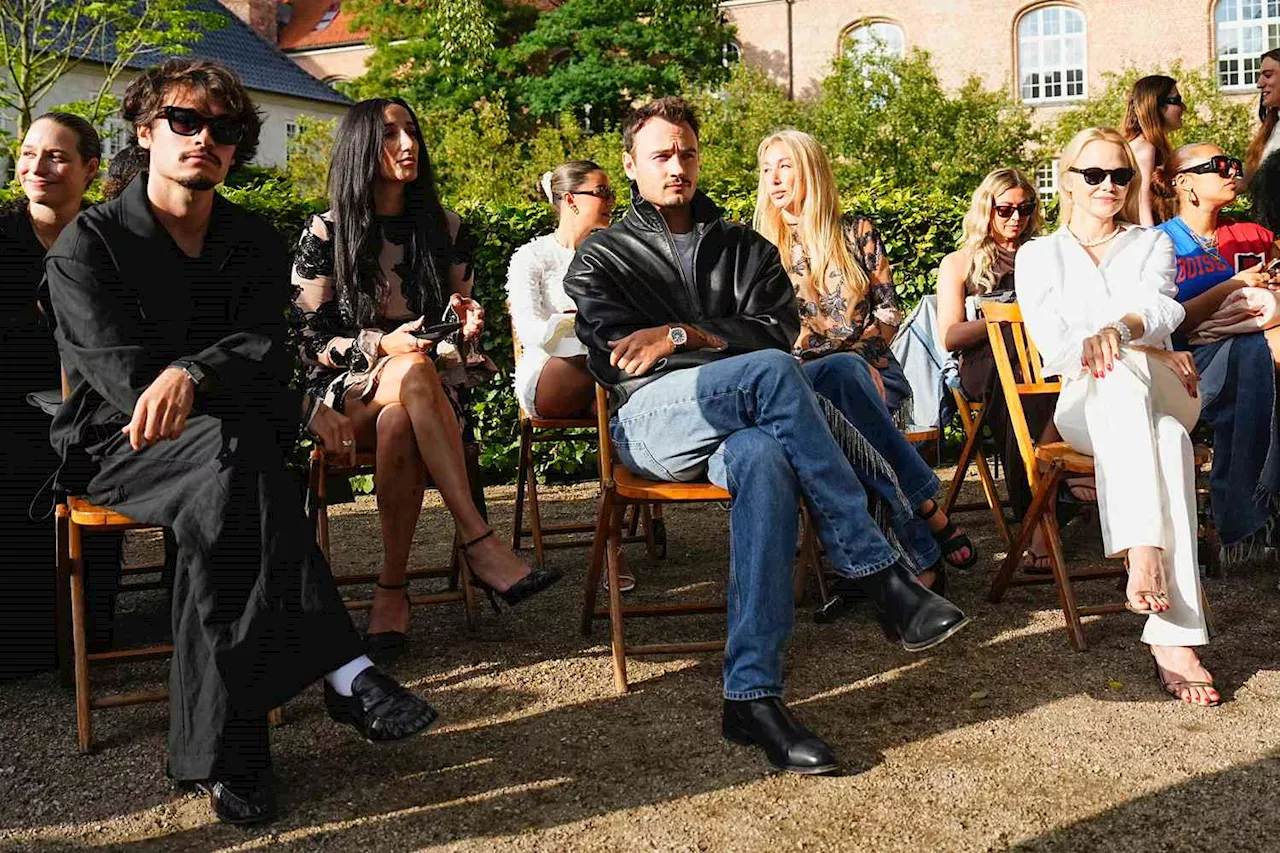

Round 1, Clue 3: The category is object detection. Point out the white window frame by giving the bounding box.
[1035,159,1060,199]
[842,20,906,59]
[1215,0,1280,90]
[722,39,742,68]
[101,119,131,159]
[1017,5,1087,104]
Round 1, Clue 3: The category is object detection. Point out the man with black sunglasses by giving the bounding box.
[44,59,437,825]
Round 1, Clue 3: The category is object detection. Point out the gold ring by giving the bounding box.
[341,439,354,447]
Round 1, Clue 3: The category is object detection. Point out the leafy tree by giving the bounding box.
[509,0,735,126]
[811,49,1040,198]
[0,0,222,138]
[286,114,336,200]
[1047,61,1255,161]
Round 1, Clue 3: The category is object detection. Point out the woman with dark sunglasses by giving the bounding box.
[936,168,1067,573]
[506,160,614,420]
[1018,127,1217,708]
[1123,75,1184,226]
[1154,142,1280,581]
[289,98,560,663]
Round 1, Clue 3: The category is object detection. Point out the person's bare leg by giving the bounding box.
[347,353,531,591]
[357,404,426,636]
[533,355,596,418]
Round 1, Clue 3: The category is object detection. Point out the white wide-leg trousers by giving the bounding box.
[1053,351,1209,647]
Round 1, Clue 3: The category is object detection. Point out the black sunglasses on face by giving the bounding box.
[1068,166,1136,187]
[993,202,1036,219]
[565,185,616,202]
[159,105,245,146]
[1178,155,1244,179]
[1158,95,1185,107]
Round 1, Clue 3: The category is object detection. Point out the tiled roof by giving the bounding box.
[279,0,369,51]
[76,0,350,105]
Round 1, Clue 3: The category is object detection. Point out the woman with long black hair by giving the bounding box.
[290,98,559,662]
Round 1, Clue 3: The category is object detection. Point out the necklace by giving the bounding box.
[1068,225,1121,248]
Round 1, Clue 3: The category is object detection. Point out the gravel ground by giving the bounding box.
[3,470,1280,852]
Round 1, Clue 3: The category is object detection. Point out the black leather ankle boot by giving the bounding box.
[857,560,969,652]
[722,697,839,775]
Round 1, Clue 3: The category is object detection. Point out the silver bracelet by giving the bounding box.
[1101,320,1131,346]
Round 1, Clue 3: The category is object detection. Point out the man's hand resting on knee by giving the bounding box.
[608,324,725,377]
[122,367,195,450]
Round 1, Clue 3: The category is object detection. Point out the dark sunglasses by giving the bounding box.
[159,105,245,146]
[1068,166,1136,187]
[1158,95,1185,107]
[993,202,1037,219]
[1178,155,1244,179]
[565,185,616,202]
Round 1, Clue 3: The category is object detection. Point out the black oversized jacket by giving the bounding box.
[45,172,300,482]
[562,186,800,403]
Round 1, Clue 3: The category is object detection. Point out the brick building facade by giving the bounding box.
[722,0,1265,106]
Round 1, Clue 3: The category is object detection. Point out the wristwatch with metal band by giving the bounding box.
[170,358,209,390]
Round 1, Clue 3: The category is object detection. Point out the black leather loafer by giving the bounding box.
[192,778,277,826]
[857,560,969,652]
[722,697,839,775]
[325,666,438,742]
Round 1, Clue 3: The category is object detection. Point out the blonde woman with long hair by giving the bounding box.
[754,128,977,579]
[1017,126,1217,707]
[936,168,1065,572]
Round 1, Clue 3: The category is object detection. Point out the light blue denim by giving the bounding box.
[611,349,898,701]
[801,353,942,571]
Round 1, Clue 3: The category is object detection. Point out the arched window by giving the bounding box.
[1215,0,1280,89]
[842,20,906,58]
[722,39,742,68]
[1017,5,1086,103]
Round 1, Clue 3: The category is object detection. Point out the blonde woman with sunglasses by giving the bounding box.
[1017,127,1217,707]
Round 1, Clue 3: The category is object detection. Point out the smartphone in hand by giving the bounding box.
[411,321,462,342]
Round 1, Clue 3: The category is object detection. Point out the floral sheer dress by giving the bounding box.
[289,210,494,420]
[789,214,902,365]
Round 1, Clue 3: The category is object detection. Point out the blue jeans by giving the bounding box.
[611,350,898,701]
[802,353,942,570]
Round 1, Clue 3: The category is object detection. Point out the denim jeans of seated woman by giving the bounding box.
[610,349,905,701]
[801,353,943,571]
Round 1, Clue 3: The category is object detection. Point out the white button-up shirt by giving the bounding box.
[1015,225,1184,380]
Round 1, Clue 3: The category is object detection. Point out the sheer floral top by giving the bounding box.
[788,214,903,364]
[289,209,492,415]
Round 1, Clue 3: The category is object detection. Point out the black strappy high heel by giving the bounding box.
[364,581,411,665]
[461,529,562,612]
[916,499,978,571]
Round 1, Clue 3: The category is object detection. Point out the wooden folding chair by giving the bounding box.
[307,442,481,628]
[508,321,661,569]
[982,302,1215,650]
[581,384,817,693]
[53,370,281,753]
[941,389,1013,547]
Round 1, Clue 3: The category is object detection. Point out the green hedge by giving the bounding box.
[6,176,970,484]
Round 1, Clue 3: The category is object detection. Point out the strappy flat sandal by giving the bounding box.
[1153,659,1222,707]
[603,571,637,594]
[1019,548,1053,575]
[1123,557,1170,615]
[916,499,978,570]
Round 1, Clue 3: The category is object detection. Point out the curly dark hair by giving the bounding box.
[621,97,700,153]
[121,58,262,166]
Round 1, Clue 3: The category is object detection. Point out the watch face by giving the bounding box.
[669,327,688,346]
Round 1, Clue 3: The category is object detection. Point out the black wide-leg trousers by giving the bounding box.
[86,415,363,780]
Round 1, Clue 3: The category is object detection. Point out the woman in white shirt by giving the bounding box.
[1017,126,1218,707]
[506,160,615,418]
[1247,48,1280,183]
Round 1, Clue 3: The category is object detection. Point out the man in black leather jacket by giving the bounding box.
[563,98,969,776]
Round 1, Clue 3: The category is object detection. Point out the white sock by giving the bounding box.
[325,655,375,697]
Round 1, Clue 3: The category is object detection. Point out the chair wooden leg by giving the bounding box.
[625,504,641,537]
[973,447,1013,547]
[641,503,656,560]
[1039,470,1087,650]
[989,464,1060,603]
[606,502,630,694]
[942,411,983,515]
[68,520,93,754]
[311,454,331,564]
[581,491,612,636]
[267,707,284,726]
[55,504,73,688]
[525,443,548,571]
[512,420,531,551]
